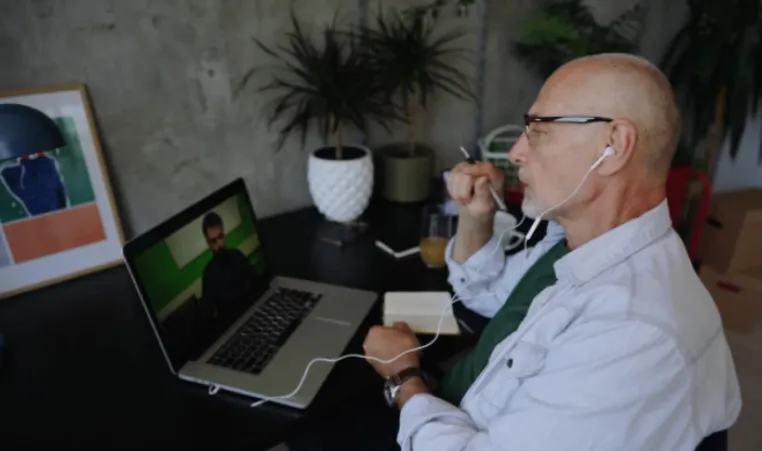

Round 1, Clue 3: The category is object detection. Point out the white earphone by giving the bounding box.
[524,145,616,242]
[593,146,616,169]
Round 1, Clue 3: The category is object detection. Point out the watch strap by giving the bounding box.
[389,367,426,387]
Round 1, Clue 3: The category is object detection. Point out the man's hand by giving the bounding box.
[363,322,421,378]
[447,161,504,263]
[446,161,505,223]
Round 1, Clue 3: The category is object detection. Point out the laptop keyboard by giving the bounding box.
[207,287,322,375]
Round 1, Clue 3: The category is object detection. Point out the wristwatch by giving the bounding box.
[384,367,426,406]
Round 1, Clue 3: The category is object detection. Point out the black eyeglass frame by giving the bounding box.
[523,114,613,135]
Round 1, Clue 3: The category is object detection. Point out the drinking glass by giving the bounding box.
[420,205,455,269]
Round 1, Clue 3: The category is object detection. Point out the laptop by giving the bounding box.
[123,178,376,408]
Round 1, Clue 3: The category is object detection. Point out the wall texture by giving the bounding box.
[0,0,360,235]
[0,0,683,236]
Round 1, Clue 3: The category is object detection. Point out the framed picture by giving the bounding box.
[0,84,124,299]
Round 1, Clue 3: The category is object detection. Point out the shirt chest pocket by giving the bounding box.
[470,341,547,425]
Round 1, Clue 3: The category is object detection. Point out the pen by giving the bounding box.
[457,318,474,334]
[459,146,507,211]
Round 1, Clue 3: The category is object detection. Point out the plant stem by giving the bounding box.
[406,102,416,158]
[336,120,344,160]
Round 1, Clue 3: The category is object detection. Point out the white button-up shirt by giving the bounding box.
[446,220,567,318]
[399,200,741,450]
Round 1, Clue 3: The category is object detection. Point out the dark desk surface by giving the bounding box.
[0,201,542,450]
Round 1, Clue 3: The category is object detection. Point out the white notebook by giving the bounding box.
[383,292,460,335]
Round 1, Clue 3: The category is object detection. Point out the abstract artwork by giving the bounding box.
[0,84,124,299]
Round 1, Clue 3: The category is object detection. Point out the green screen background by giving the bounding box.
[134,192,266,313]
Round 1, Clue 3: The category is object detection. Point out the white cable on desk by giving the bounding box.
[239,146,612,406]
[243,218,525,408]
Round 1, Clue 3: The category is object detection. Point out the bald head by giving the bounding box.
[540,53,680,175]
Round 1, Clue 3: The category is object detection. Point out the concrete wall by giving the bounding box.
[0,0,358,235]
[0,0,684,236]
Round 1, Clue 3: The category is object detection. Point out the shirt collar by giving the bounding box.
[553,199,672,285]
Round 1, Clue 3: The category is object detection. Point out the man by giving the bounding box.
[201,212,257,319]
[363,53,741,450]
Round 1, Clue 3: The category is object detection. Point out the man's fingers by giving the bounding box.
[363,325,384,349]
[450,161,472,173]
[445,171,461,201]
[474,176,493,202]
[459,162,504,190]
[458,161,493,176]
[452,172,474,203]
[393,321,414,334]
[488,167,505,191]
[449,162,504,209]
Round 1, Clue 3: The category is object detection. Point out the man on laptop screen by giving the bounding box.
[201,211,260,320]
[132,191,266,363]
[124,178,377,409]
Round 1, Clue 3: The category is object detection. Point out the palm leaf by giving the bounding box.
[663,0,762,163]
[358,6,475,117]
[252,10,400,153]
[660,23,691,76]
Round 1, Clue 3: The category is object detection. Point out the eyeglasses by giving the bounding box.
[523,114,613,135]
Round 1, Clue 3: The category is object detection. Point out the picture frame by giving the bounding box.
[0,84,124,299]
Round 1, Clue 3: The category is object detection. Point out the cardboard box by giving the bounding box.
[701,189,762,274]
[700,265,762,333]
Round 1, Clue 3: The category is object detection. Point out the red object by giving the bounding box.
[505,189,524,207]
[19,151,45,160]
[666,165,712,260]
[504,184,526,207]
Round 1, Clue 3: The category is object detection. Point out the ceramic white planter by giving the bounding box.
[307,145,374,223]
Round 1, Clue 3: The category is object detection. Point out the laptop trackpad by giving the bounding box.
[259,318,356,396]
[309,294,373,326]
[288,316,356,359]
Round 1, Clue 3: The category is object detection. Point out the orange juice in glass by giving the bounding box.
[420,205,454,269]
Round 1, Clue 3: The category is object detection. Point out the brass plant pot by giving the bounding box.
[380,143,433,203]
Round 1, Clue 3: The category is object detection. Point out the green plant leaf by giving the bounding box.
[253,10,401,152]
[358,4,475,130]
[662,0,762,164]
[233,66,258,100]
[725,26,757,159]
[512,0,641,79]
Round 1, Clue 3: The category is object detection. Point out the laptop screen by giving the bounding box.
[126,181,270,370]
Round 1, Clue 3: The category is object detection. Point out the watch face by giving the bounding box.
[383,380,398,406]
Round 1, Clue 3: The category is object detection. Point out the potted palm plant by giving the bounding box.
[360,6,475,203]
[245,13,399,222]
[661,0,762,175]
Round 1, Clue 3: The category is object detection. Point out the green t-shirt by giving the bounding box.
[438,240,569,405]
